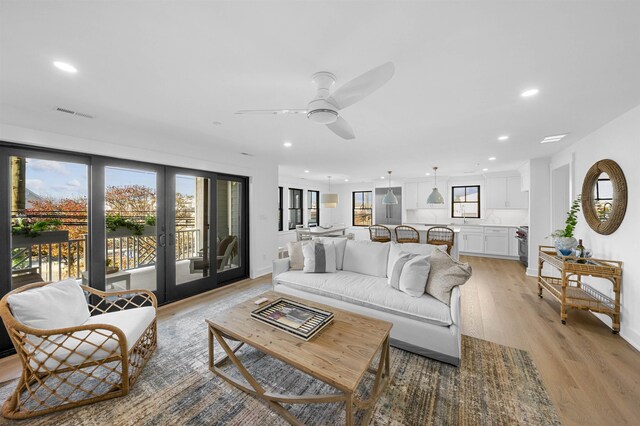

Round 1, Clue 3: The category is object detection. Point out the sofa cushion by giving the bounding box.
[387,242,446,278]
[426,248,472,305]
[343,240,390,278]
[276,270,451,326]
[287,241,304,270]
[313,237,347,270]
[8,278,90,331]
[302,241,337,273]
[399,255,431,297]
[33,306,156,371]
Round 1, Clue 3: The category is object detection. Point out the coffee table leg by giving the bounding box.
[345,392,354,426]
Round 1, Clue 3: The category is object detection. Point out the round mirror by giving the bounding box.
[582,160,627,235]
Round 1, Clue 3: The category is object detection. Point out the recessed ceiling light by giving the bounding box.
[304,170,309,173]
[344,179,349,182]
[488,157,496,161]
[380,176,385,179]
[521,88,539,97]
[53,61,77,73]
[498,135,509,141]
[283,142,292,147]
[540,133,569,144]
[482,168,489,172]
[425,172,431,176]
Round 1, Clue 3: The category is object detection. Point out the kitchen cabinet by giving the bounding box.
[485,176,528,209]
[484,227,509,255]
[404,182,418,209]
[459,226,484,253]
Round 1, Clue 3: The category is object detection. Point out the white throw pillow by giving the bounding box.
[287,241,304,270]
[388,252,416,287]
[426,248,472,305]
[343,239,390,278]
[387,241,447,278]
[302,241,337,273]
[398,255,431,297]
[313,237,347,270]
[8,278,90,330]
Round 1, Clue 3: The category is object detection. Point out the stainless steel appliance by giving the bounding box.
[374,187,402,225]
[515,226,528,267]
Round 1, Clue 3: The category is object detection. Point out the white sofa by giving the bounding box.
[272,239,462,366]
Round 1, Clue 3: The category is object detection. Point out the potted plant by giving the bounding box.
[11,218,69,247]
[550,195,581,256]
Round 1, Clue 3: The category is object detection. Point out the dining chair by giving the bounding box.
[295,225,312,241]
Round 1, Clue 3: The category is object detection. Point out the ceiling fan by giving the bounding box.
[234,62,395,140]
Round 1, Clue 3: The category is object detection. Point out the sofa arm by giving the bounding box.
[272,258,291,283]
[450,286,461,326]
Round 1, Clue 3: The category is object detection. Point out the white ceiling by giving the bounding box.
[1,1,640,183]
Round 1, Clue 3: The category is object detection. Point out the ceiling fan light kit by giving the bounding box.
[426,166,445,204]
[382,171,399,205]
[235,62,395,140]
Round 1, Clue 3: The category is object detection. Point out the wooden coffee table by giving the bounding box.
[206,291,392,426]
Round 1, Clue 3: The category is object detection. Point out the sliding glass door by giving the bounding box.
[1,142,249,356]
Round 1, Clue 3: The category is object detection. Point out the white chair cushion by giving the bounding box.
[32,306,156,371]
[276,270,451,326]
[313,237,347,269]
[387,242,446,278]
[302,241,337,273]
[8,278,90,330]
[343,240,390,278]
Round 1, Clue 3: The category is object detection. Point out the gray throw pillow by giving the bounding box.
[287,241,304,270]
[425,248,472,305]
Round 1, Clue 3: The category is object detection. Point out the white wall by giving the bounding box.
[527,157,552,276]
[549,104,640,350]
[0,123,279,279]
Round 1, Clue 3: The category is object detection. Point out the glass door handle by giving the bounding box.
[159,233,166,247]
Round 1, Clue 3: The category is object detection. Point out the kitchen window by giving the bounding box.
[352,191,372,226]
[451,185,480,218]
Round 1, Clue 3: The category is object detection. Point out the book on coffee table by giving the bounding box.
[251,298,334,340]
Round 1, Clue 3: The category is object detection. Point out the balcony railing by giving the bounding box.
[11,229,201,283]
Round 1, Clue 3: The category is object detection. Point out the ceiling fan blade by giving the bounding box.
[326,116,355,140]
[234,109,307,115]
[328,62,395,110]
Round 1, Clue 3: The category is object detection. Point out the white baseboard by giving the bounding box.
[620,327,640,352]
[459,252,520,261]
[526,267,538,277]
[251,265,272,279]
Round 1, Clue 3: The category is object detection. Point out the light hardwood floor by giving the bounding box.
[0,257,638,425]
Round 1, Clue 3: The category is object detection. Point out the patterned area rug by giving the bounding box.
[0,283,560,425]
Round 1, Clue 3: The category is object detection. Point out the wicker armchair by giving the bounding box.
[0,281,157,419]
[395,225,420,243]
[369,225,392,242]
[426,227,454,254]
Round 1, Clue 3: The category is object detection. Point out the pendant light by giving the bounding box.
[426,166,445,204]
[382,171,398,205]
[321,176,338,208]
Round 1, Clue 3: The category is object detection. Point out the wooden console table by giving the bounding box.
[537,245,622,333]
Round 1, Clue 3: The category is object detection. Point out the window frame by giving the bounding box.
[278,186,283,231]
[352,191,373,227]
[451,185,481,218]
[307,190,320,227]
[288,188,303,230]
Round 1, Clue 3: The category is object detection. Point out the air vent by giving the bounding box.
[55,107,94,119]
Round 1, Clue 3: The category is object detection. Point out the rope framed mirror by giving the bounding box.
[581,159,627,235]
